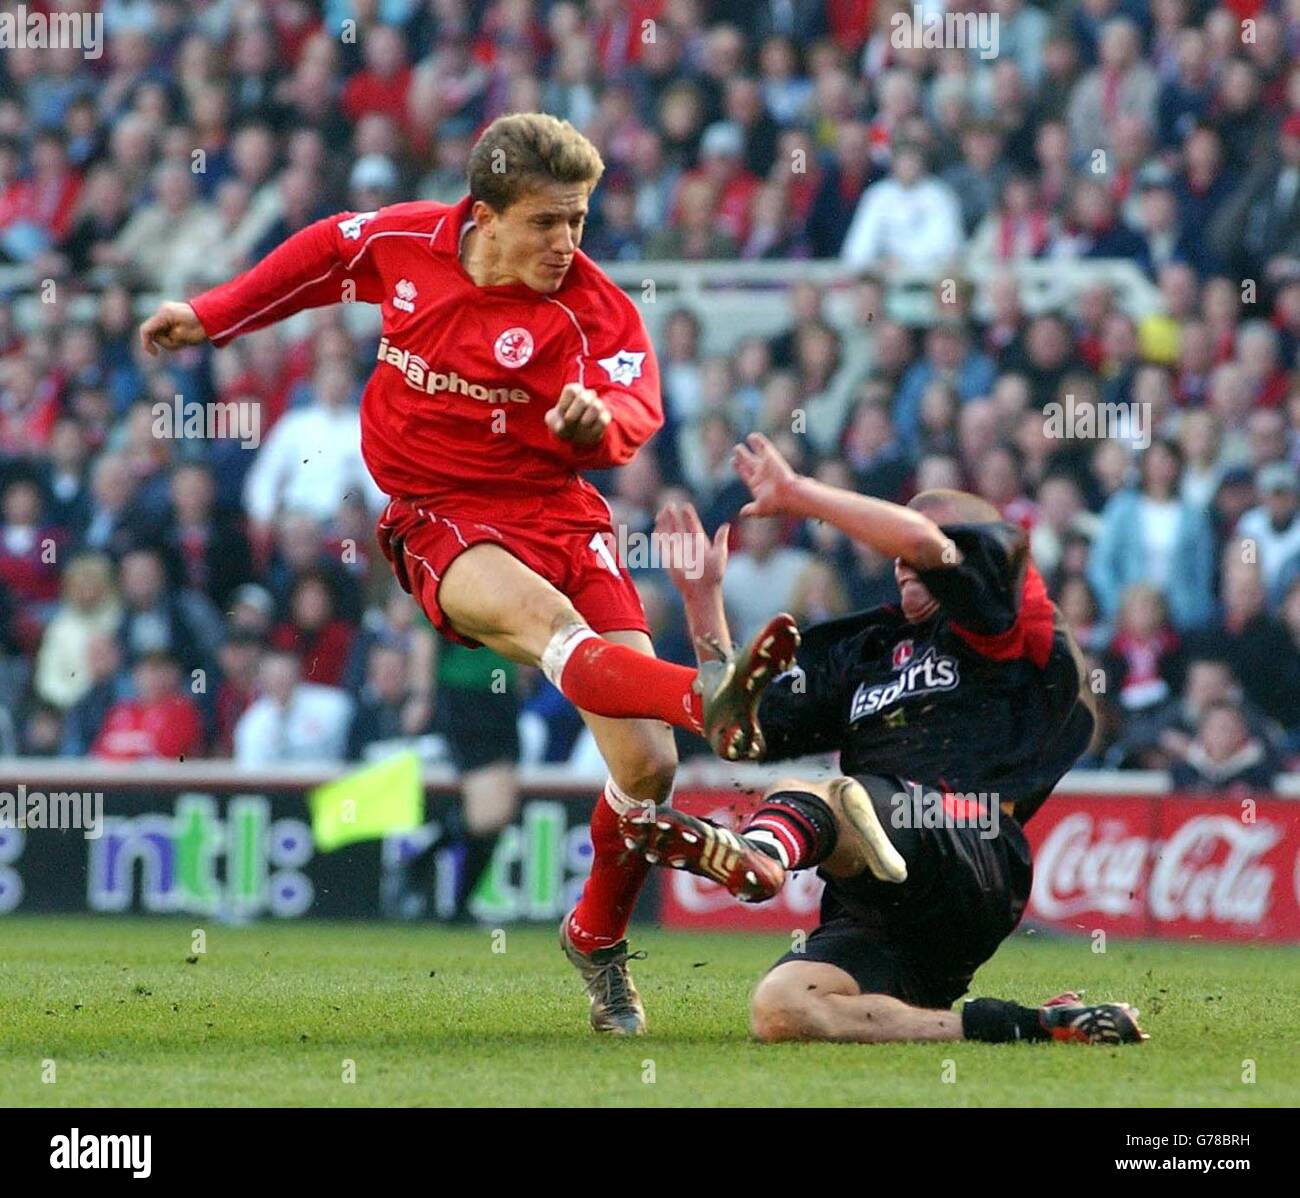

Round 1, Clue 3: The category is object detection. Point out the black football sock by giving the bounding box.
[453,831,502,919]
[961,998,1051,1043]
[404,805,466,889]
[741,790,838,870]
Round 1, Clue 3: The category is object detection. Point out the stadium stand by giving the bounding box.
[0,0,1297,788]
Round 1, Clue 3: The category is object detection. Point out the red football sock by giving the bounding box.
[568,785,652,952]
[550,631,702,731]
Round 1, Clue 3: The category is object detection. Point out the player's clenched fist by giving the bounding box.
[546,383,612,446]
[138,301,208,356]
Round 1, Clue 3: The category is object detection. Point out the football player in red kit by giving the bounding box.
[139,113,797,1035]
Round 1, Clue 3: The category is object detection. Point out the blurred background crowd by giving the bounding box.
[0,0,1298,791]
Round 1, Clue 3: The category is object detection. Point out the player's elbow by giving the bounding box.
[900,523,954,571]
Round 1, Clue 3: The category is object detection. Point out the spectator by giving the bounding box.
[1187,549,1294,729]
[1149,657,1275,771]
[1169,702,1278,793]
[160,462,255,610]
[1104,583,1182,713]
[1067,18,1158,159]
[1177,408,1223,511]
[1133,164,1203,278]
[942,120,1009,236]
[1057,574,1108,653]
[722,516,814,643]
[968,174,1052,272]
[787,558,851,628]
[213,629,264,759]
[61,632,127,756]
[1275,578,1300,755]
[806,121,873,256]
[893,321,996,453]
[1052,179,1148,263]
[1032,473,1099,582]
[990,0,1051,90]
[96,161,221,292]
[0,476,64,632]
[1173,125,1236,239]
[1236,463,1300,602]
[270,570,357,687]
[1157,27,1213,150]
[840,142,963,273]
[346,641,429,760]
[265,512,363,627]
[241,360,385,542]
[1089,440,1216,631]
[233,649,352,766]
[115,545,211,673]
[92,650,205,761]
[645,174,739,259]
[0,354,60,455]
[840,394,911,500]
[34,553,121,709]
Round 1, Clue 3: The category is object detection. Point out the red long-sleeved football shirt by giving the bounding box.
[189,195,664,522]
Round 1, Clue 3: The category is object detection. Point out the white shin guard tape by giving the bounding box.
[602,777,658,817]
[540,622,599,689]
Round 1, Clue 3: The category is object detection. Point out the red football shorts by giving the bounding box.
[376,496,650,648]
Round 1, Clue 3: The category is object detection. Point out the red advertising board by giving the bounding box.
[659,788,1300,942]
[1026,794,1300,942]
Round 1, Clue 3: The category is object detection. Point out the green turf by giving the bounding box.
[1,917,1296,1106]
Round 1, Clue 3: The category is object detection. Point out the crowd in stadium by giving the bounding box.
[0,0,1299,790]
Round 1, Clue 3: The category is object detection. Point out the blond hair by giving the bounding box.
[467,113,605,211]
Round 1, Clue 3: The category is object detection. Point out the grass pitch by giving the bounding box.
[1,917,1296,1107]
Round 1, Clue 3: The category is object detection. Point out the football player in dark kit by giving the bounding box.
[624,433,1148,1047]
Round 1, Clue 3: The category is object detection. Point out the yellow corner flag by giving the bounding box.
[309,752,423,852]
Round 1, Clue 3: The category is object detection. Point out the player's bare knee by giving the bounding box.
[616,744,677,805]
[749,993,797,1043]
[750,986,821,1043]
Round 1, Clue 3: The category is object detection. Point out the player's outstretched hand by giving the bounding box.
[139,301,208,356]
[655,501,729,596]
[734,432,801,518]
[546,383,612,446]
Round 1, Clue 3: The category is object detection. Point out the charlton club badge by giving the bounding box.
[892,639,914,671]
[495,327,534,368]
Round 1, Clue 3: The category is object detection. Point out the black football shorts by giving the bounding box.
[768,772,1033,1008]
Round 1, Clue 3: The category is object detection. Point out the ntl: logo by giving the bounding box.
[88,794,312,916]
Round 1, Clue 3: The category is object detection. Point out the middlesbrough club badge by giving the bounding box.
[891,639,914,671]
[494,327,534,368]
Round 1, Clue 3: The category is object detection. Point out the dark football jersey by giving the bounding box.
[756,522,1095,824]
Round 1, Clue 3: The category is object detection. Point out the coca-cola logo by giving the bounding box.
[1149,817,1278,924]
[1033,814,1150,920]
[1033,813,1280,926]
